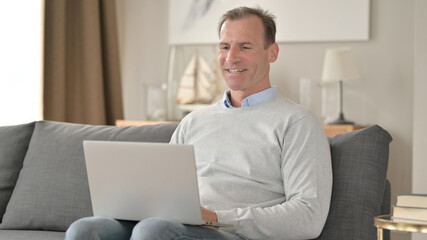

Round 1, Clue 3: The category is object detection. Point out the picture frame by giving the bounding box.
[169,0,370,45]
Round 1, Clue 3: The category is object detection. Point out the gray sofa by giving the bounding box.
[0,120,392,240]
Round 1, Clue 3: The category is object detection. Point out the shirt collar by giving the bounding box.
[223,87,277,108]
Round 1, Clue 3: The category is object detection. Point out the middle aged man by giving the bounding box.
[65,6,332,240]
[168,6,332,240]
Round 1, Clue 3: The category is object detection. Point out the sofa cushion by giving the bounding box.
[315,125,392,240]
[0,122,35,222]
[0,121,178,231]
[0,230,65,240]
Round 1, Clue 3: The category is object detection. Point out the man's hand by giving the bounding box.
[201,207,218,230]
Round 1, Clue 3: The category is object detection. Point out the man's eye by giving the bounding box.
[243,46,251,50]
[220,46,229,50]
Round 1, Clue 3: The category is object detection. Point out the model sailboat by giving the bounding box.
[175,49,226,108]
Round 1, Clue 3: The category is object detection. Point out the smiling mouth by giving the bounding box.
[227,69,246,73]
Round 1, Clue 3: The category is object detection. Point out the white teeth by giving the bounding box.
[229,69,244,73]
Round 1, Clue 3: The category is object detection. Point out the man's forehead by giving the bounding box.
[219,17,264,44]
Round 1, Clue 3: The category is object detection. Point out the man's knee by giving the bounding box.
[65,217,130,240]
[131,218,184,240]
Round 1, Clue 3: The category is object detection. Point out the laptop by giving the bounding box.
[83,140,232,228]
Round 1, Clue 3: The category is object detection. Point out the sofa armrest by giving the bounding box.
[315,125,392,240]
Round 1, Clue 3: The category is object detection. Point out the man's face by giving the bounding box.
[218,16,278,98]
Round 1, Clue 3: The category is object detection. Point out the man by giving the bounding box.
[65,6,332,240]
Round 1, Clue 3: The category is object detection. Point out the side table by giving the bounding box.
[322,124,366,137]
[374,215,427,240]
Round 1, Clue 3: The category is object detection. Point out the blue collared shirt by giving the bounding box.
[223,87,277,108]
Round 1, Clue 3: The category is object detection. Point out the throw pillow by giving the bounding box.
[0,122,35,222]
[315,125,392,240]
[0,120,178,231]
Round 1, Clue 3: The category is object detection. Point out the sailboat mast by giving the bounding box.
[193,49,199,102]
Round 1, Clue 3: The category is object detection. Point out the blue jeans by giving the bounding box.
[65,217,246,240]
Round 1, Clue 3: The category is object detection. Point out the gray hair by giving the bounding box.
[218,6,276,48]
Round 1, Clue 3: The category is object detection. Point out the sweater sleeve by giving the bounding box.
[169,113,191,145]
[215,115,332,240]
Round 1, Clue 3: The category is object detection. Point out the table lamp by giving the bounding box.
[322,47,359,125]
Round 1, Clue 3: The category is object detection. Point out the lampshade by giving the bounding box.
[322,47,359,82]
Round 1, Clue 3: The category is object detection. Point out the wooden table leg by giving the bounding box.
[377,227,383,240]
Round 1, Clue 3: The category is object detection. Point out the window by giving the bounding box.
[0,0,43,126]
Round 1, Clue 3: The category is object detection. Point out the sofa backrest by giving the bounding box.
[0,121,178,231]
[316,125,392,240]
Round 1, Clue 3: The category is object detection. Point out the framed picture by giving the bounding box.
[169,0,370,45]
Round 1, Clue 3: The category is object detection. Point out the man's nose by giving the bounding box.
[226,48,240,63]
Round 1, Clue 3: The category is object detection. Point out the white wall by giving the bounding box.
[116,1,420,239]
[412,0,427,239]
[116,0,170,121]
[413,0,427,196]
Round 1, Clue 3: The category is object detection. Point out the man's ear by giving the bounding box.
[268,43,279,63]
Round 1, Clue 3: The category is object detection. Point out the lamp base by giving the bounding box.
[327,113,354,125]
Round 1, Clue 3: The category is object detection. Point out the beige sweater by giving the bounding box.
[170,92,332,240]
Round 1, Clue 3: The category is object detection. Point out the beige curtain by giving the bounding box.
[43,0,123,125]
